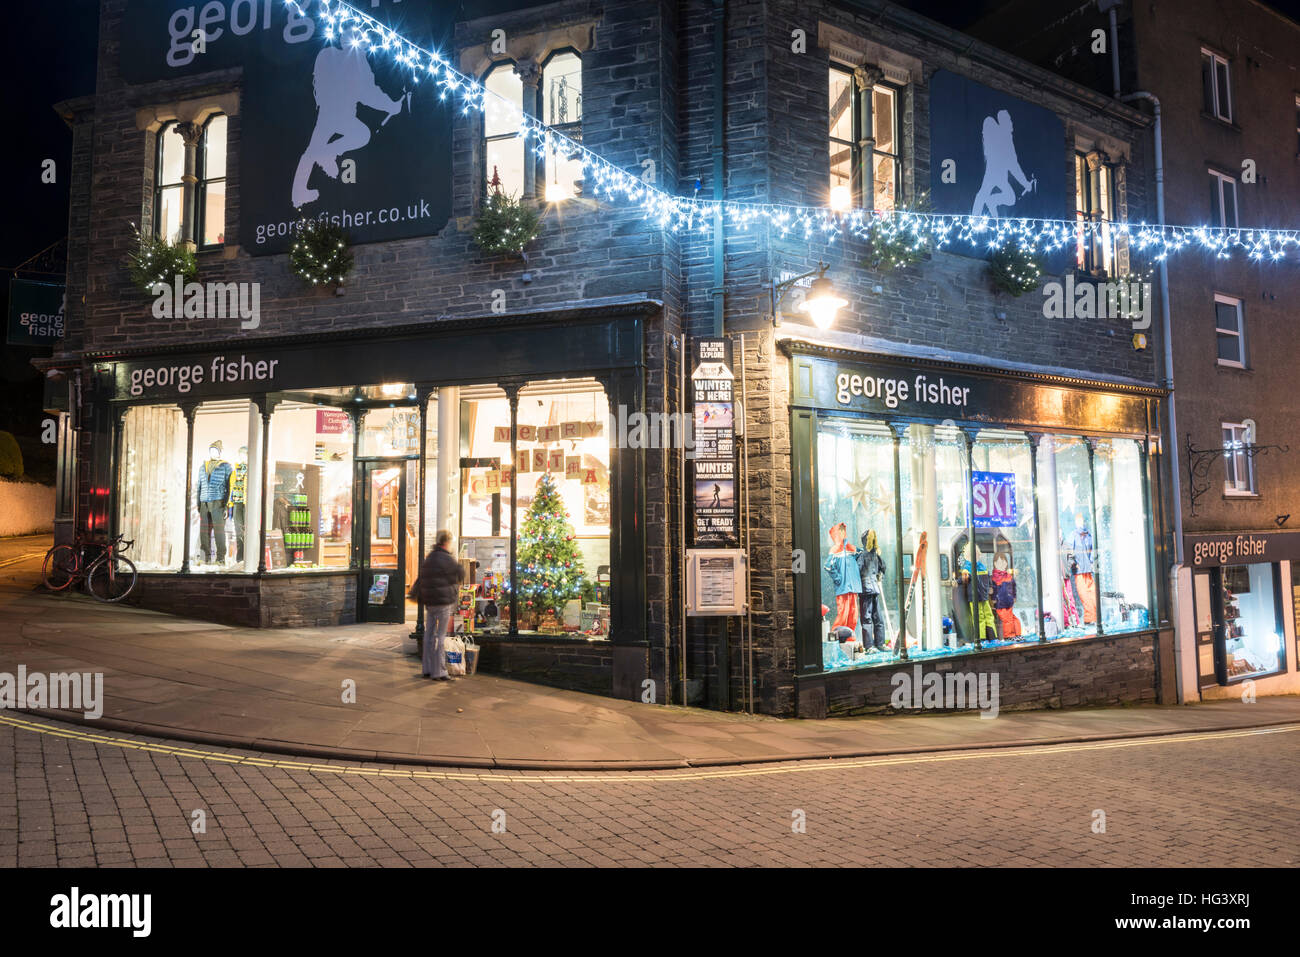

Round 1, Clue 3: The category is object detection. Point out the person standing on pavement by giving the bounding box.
[416,530,464,681]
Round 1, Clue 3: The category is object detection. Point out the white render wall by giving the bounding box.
[0,480,55,537]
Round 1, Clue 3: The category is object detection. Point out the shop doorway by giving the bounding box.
[359,459,408,623]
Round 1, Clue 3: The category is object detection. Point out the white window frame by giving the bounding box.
[1075,151,1117,276]
[1221,422,1257,496]
[1201,48,1232,123]
[1209,169,1238,229]
[827,64,902,212]
[482,60,525,199]
[1214,293,1246,369]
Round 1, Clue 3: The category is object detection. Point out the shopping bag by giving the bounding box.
[445,636,466,677]
[462,637,480,675]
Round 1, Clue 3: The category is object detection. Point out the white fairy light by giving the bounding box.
[284,0,1300,264]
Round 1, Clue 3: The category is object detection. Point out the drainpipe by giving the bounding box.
[1123,89,1185,703]
[711,0,729,710]
[1099,0,1122,98]
[711,0,725,339]
[1121,91,1180,567]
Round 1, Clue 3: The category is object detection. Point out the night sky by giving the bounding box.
[1,1,98,464]
[1,1,99,270]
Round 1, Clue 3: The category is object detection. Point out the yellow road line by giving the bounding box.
[1,712,1296,785]
[0,552,47,570]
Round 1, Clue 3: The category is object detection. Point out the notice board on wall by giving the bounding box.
[691,338,738,545]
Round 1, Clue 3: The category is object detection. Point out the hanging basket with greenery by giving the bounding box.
[290,217,354,287]
[986,241,1044,296]
[472,178,541,259]
[126,225,197,296]
[862,193,932,273]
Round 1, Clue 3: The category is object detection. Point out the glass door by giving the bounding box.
[360,460,406,623]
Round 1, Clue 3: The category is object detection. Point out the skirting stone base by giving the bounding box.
[128,572,358,627]
[796,630,1162,717]
[476,636,615,697]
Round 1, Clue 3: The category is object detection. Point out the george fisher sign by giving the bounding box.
[7,279,65,346]
[787,348,1155,436]
[120,0,453,254]
[1185,531,1300,569]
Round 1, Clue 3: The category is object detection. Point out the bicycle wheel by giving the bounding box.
[42,545,80,591]
[86,555,138,602]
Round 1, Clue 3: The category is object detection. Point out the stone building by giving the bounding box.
[961,0,1300,703]
[44,0,1177,717]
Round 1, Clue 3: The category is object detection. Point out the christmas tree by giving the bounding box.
[514,472,586,622]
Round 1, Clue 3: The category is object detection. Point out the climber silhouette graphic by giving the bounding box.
[971,109,1037,219]
[292,39,408,208]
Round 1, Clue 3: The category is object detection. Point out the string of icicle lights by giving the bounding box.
[290,0,1300,263]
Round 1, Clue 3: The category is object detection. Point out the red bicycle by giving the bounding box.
[42,533,138,602]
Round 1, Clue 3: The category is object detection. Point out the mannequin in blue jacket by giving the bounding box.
[823,522,862,639]
[195,440,233,565]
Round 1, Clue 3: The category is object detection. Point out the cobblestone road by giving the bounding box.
[1,715,1296,867]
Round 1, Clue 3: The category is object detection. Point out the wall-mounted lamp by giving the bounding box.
[771,261,847,329]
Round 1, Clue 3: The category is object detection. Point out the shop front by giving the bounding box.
[1182,531,1300,698]
[785,342,1173,716]
[76,306,651,694]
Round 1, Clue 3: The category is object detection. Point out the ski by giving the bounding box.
[896,532,928,661]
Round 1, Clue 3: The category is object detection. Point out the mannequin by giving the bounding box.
[1059,537,1081,628]
[958,541,996,643]
[823,522,862,640]
[855,529,887,651]
[227,446,249,564]
[1066,512,1096,625]
[195,440,233,565]
[991,551,1021,638]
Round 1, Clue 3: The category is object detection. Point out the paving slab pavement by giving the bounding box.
[1,549,1298,769]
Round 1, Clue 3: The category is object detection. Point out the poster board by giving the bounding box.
[685,549,748,616]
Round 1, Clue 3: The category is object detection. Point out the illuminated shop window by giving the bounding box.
[118,404,187,571]
[812,420,1152,674]
[1092,438,1152,634]
[361,406,420,457]
[189,400,255,573]
[1216,564,1284,681]
[264,401,354,571]
[458,379,610,636]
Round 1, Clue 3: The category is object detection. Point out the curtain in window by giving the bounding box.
[119,405,187,570]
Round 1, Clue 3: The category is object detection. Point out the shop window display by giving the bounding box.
[816,419,901,666]
[898,423,975,659]
[1218,564,1285,680]
[460,386,513,543]
[815,422,1153,673]
[458,380,611,636]
[1092,439,1151,633]
[517,379,610,634]
[1040,435,1098,639]
[264,401,353,571]
[189,400,255,573]
[118,405,186,571]
[968,430,1040,647]
[423,392,440,558]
